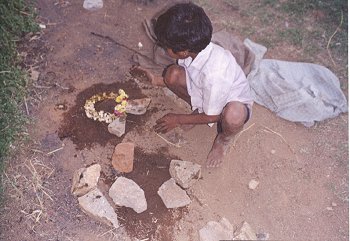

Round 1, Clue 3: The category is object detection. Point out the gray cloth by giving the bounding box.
[244,39,348,127]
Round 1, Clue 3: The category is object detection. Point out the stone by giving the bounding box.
[71,164,101,197]
[111,142,134,173]
[109,177,147,213]
[199,217,234,241]
[256,232,270,240]
[169,159,201,189]
[30,69,40,81]
[125,98,151,115]
[108,117,126,137]
[78,188,119,228]
[248,179,259,190]
[83,0,103,10]
[157,178,191,208]
[233,221,257,240]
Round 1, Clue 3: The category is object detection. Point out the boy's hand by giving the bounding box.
[155,113,180,133]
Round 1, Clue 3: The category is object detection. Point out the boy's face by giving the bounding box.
[166,48,189,60]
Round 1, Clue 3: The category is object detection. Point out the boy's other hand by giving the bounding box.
[154,113,180,133]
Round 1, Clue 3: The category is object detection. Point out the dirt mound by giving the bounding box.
[58,82,148,149]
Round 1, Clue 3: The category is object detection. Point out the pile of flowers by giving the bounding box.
[84,89,129,124]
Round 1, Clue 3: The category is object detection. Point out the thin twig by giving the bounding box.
[54,82,69,90]
[3,172,22,196]
[0,71,11,74]
[33,84,52,89]
[326,10,343,66]
[233,123,255,147]
[261,125,298,160]
[91,32,163,66]
[24,97,30,115]
[46,147,64,155]
[155,132,181,148]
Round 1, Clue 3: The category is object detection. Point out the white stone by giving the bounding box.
[248,179,259,190]
[78,188,119,229]
[109,177,147,213]
[125,98,151,115]
[233,221,257,240]
[83,0,103,10]
[169,160,201,189]
[199,217,234,241]
[108,117,126,137]
[71,164,101,197]
[157,178,191,208]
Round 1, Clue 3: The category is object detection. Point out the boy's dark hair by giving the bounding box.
[154,2,213,54]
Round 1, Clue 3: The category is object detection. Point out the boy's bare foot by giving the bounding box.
[130,66,165,86]
[206,134,232,168]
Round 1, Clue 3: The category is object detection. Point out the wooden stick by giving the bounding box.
[24,97,30,115]
[90,32,163,66]
[46,147,64,155]
[155,132,181,148]
[326,10,343,66]
[261,125,298,160]
[233,123,255,147]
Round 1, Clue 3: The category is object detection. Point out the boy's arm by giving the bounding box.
[155,112,220,133]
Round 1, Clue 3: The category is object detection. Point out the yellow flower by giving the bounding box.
[116,96,123,103]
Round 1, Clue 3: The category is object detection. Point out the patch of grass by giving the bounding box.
[0,1,38,193]
[278,28,303,46]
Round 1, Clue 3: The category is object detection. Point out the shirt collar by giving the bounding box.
[181,42,213,69]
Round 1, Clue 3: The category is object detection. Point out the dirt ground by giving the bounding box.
[1,0,348,241]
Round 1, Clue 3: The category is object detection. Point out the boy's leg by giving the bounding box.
[206,101,249,168]
[163,64,191,104]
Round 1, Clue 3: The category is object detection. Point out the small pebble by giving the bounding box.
[270,149,276,154]
[326,207,333,211]
[138,42,143,49]
[248,179,259,190]
[331,202,337,207]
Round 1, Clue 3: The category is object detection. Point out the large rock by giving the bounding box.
[111,142,134,173]
[71,164,101,197]
[157,178,191,208]
[233,221,257,240]
[108,117,126,137]
[126,98,151,115]
[109,177,147,213]
[169,160,201,189]
[199,217,234,241]
[78,188,119,229]
[83,0,103,10]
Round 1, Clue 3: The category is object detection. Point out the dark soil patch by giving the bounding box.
[58,82,147,149]
[117,147,187,240]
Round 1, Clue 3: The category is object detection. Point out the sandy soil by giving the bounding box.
[1,0,348,241]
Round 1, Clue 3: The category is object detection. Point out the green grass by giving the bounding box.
[0,0,38,192]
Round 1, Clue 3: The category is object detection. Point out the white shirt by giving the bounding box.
[178,42,253,117]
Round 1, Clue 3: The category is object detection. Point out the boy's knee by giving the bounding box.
[164,65,185,86]
[222,102,247,128]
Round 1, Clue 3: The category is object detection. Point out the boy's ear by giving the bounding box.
[179,50,189,58]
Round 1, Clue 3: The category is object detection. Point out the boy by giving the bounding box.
[149,2,253,168]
